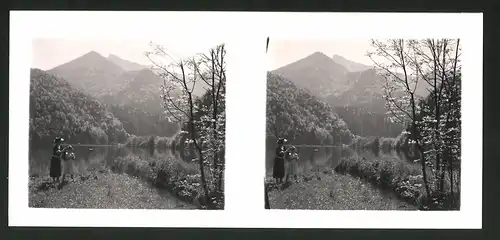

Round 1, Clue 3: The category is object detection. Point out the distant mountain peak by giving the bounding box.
[271,51,350,99]
[49,50,120,72]
[79,50,105,59]
[308,51,331,59]
[86,50,101,55]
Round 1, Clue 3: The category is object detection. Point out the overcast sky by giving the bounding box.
[32,39,223,70]
[268,39,376,70]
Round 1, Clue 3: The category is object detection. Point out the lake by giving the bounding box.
[265,146,411,177]
[28,145,194,177]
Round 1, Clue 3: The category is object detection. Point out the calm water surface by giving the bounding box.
[265,146,410,177]
[29,145,194,176]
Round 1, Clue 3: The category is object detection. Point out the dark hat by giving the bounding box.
[54,137,65,143]
[276,138,287,144]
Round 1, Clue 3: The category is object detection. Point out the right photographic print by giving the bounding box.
[265,39,462,211]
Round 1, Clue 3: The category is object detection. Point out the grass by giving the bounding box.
[110,154,224,209]
[29,168,196,209]
[265,169,416,210]
[335,155,460,210]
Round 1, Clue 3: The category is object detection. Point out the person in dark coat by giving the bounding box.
[272,138,287,184]
[50,137,65,183]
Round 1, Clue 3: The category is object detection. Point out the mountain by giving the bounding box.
[271,51,436,137]
[101,68,165,112]
[332,54,372,72]
[271,52,409,137]
[331,69,387,110]
[48,51,125,97]
[266,72,353,145]
[29,69,129,144]
[48,51,181,137]
[271,52,350,98]
[101,68,181,137]
[107,54,148,71]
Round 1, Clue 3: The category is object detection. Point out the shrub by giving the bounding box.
[335,155,425,205]
[111,154,222,209]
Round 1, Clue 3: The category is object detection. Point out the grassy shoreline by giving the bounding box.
[29,155,223,209]
[110,155,224,209]
[266,149,460,210]
[335,155,460,210]
[29,168,196,209]
[266,169,416,210]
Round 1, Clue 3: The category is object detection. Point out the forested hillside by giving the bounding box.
[29,69,129,144]
[266,72,353,146]
[272,52,410,137]
[47,51,180,137]
[333,106,404,137]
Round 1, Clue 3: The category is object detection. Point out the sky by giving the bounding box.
[32,39,224,70]
[268,39,376,70]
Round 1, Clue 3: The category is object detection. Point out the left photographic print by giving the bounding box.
[29,39,226,210]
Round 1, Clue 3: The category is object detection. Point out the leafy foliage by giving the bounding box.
[148,43,227,209]
[29,69,129,144]
[368,39,462,209]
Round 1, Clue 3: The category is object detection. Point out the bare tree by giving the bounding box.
[145,43,227,208]
[191,44,226,192]
[368,39,432,198]
[409,39,461,193]
[368,39,461,207]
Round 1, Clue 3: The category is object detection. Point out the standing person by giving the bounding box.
[285,146,299,182]
[272,138,287,184]
[50,137,64,183]
[61,145,76,183]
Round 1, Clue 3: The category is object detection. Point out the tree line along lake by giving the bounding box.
[29,144,196,178]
